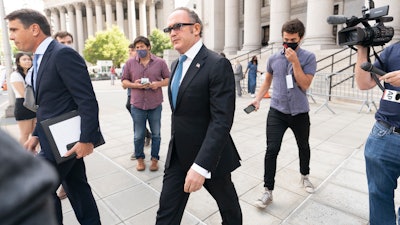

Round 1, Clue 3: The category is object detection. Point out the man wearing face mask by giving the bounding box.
[122,36,170,171]
[248,19,317,209]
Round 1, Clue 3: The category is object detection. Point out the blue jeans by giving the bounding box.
[247,73,256,94]
[365,121,400,225]
[264,107,311,190]
[131,104,162,160]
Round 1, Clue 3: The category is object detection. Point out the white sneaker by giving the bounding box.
[301,175,315,193]
[254,188,273,208]
[251,94,255,98]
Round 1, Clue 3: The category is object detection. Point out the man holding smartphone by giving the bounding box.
[250,19,317,209]
[122,36,170,172]
[243,104,256,114]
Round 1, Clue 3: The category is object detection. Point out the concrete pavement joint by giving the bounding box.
[280,146,361,224]
[93,149,207,224]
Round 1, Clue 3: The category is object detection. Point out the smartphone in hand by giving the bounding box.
[244,104,256,114]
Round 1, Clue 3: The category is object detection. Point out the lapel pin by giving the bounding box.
[196,63,200,68]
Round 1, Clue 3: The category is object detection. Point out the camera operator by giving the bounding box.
[355,42,400,225]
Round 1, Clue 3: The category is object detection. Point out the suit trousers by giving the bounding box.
[41,154,101,225]
[264,107,311,190]
[156,154,242,225]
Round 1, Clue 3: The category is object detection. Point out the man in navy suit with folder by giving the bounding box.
[156,7,242,225]
[6,9,102,224]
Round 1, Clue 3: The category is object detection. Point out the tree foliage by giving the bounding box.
[149,29,173,57]
[83,26,130,67]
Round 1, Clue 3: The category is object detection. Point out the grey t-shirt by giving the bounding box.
[267,48,316,115]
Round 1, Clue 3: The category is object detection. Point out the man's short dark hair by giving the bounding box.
[281,19,305,38]
[53,31,73,42]
[5,9,51,36]
[128,43,135,49]
[133,36,151,48]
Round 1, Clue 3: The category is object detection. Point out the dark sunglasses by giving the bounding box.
[163,23,195,33]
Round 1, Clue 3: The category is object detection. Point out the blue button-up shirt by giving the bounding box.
[267,48,316,115]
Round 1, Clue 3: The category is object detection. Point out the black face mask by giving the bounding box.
[283,42,298,50]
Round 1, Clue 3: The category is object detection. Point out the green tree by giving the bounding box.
[149,29,173,57]
[83,26,130,67]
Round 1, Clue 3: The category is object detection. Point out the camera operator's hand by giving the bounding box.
[379,70,400,87]
[355,45,377,90]
[356,45,369,55]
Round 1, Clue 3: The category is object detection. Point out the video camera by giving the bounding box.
[327,1,394,47]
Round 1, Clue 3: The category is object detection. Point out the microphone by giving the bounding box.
[360,62,386,91]
[327,15,361,27]
[327,15,348,25]
[360,62,386,75]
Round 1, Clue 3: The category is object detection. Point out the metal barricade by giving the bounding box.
[308,72,382,114]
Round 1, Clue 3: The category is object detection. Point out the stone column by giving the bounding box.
[51,8,60,33]
[95,0,103,32]
[116,0,125,33]
[302,0,336,50]
[161,0,174,27]
[203,0,224,52]
[269,0,290,50]
[44,9,51,26]
[384,0,400,42]
[105,0,113,29]
[139,0,147,36]
[74,3,84,54]
[393,3,400,42]
[59,7,67,31]
[67,4,77,49]
[223,0,240,54]
[242,0,261,51]
[148,0,156,32]
[86,0,94,37]
[128,0,137,40]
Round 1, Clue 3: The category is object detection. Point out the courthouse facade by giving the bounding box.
[43,0,400,55]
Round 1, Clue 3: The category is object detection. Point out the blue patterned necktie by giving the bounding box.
[32,54,39,90]
[171,55,187,108]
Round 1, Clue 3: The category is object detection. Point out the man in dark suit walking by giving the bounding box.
[156,7,242,225]
[6,9,102,224]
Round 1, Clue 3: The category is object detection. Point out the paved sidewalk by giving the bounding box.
[1,80,397,225]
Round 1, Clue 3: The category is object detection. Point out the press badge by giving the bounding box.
[382,89,400,104]
[286,74,294,89]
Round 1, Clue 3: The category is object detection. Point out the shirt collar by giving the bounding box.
[134,53,155,63]
[34,37,53,55]
[183,39,202,60]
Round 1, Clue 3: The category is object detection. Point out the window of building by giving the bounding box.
[332,4,339,36]
[262,0,268,7]
[262,25,269,46]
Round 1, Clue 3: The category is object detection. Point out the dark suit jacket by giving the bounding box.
[0,129,58,225]
[33,40,101,162]
[166,45,241,177]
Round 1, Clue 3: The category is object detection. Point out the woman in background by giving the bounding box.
[10,52,36,145]
[245,55,261,97]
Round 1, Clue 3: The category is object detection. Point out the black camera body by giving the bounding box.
[338,22,394,46]
[331,4,394,47]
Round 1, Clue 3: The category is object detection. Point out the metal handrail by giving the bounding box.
[317,46,385,102]
[227,46,274,64]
